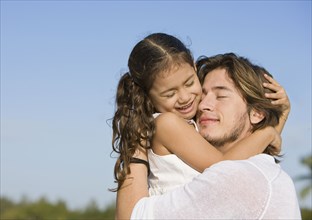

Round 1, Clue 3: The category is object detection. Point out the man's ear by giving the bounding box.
[250,109,265,124]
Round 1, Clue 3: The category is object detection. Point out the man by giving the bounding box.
[119,53,301,219]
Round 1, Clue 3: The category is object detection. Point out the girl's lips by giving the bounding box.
[177,101,194,114]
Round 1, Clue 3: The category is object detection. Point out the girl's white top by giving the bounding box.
[148,113,200,196]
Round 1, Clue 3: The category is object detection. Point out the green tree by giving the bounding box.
[296,154,312,199]
[0,196,115,219]
[102,202,115,219]
[295,154,312,220]
[0,196,69,220]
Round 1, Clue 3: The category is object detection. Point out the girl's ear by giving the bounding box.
[250,109,265,124]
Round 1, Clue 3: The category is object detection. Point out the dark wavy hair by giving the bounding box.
[111,33,194,191]
[196,53,283,157]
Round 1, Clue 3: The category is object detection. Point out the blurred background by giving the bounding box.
[1,0,311,219]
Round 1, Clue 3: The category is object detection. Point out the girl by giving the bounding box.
[111,33,289,198]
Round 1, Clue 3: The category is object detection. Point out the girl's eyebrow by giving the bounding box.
[160,74,194,95]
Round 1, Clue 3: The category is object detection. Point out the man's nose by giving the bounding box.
[198,94,214,112]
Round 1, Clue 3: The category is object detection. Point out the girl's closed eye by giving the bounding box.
[164,92,175,98]
[185,80,194,87]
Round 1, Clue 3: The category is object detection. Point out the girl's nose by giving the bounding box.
[178,88,191,103]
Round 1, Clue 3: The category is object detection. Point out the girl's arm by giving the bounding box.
[263,73,291,134]
[115,148,149,220]
[154,113,279,173]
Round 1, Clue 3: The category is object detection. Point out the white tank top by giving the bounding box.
[148,113,200,195]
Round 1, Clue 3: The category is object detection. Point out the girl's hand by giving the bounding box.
[263,74,290,121]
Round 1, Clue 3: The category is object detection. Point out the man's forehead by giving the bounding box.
[202,68,233,90]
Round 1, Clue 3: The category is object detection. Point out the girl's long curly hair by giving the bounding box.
[111,33,194,191]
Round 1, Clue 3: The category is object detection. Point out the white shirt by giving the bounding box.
[131,154,301,219]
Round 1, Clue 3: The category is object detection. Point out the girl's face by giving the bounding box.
[149,63,202,120]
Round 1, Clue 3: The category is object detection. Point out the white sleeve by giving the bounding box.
[132,160,269,219]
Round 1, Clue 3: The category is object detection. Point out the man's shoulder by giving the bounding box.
[215,153,277,168]
[190,154,274,216]
[209,153,276,167]
[205,154,281,181]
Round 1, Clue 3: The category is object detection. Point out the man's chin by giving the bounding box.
[201,134,223,148]
[205,139,224,148]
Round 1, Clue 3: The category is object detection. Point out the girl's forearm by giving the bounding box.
[223,126,279,160]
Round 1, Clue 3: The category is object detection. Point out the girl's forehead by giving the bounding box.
[158,63,193,78]
[152,64,196,89]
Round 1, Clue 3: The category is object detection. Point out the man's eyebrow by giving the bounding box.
[213,86,233,92]
[202,86,233,94]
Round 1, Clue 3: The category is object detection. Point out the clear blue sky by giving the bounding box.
[1,0,311,210]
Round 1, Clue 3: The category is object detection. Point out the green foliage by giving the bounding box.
[295,154,312,199]
[295,154,312,220]
[1,195,311,219]
[0,196,115,220]
[301,208,312,220]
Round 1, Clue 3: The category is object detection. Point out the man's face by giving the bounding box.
[196,68,252,151]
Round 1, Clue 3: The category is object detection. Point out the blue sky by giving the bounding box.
[1,0,311,210]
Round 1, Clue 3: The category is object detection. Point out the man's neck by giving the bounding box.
[217,131,252,153]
